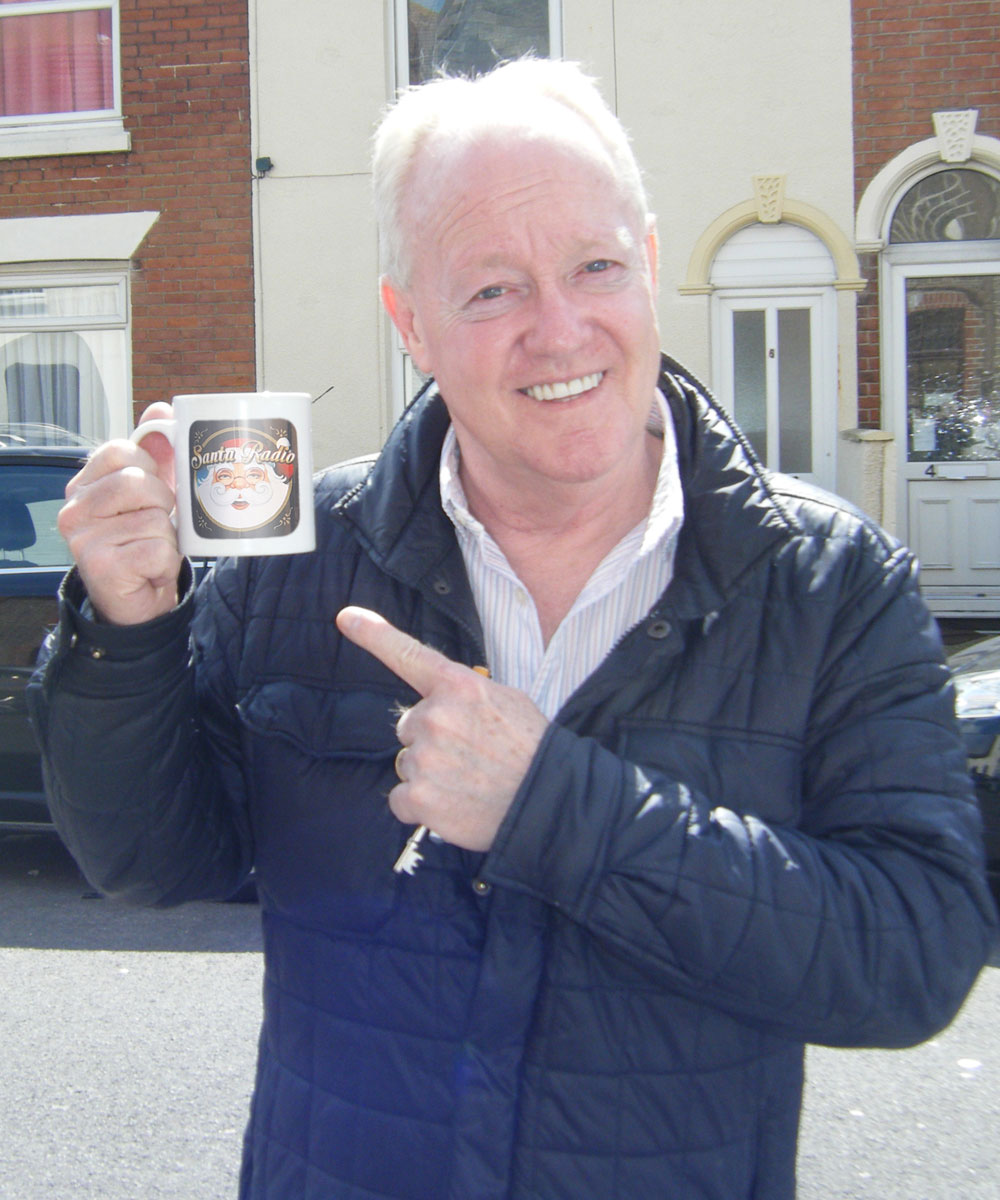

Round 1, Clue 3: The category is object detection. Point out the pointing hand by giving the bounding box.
[335,606,549,852]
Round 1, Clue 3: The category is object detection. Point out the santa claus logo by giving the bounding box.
[189,422,300,538]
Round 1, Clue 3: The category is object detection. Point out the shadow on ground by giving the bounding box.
[0,831,262,954]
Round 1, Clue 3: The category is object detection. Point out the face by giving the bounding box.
[382,130,662,510]
[194,450,289,531]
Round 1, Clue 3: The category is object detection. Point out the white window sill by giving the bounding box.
[0,119,130,161]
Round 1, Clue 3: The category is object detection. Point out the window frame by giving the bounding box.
[0,262,132,441]
[0,0,128,159]
[392,0,563,90]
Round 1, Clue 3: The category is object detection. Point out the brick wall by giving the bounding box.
[0,0,254,421]
[852,0,1000,425]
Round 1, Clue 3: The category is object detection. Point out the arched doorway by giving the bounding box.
[709,222,839,490]
[881,166,1000,614]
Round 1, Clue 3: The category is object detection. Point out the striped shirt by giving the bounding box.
[440,390,685,719]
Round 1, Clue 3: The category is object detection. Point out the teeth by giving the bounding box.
[524,372,603,402]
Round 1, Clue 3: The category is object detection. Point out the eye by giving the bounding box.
[214,469,233,484]
[583,259,615,274]
[472,284,507,302]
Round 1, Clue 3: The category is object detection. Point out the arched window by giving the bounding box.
[890,169,1000,245]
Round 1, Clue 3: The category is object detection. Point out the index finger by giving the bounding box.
[64,437,152,494]
[336,606,457,698]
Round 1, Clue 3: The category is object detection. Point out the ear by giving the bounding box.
[644,218,659,291]
[381,277,434,375]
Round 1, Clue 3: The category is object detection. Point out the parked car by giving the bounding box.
[948,633,1000,901]
[0,425,94,828]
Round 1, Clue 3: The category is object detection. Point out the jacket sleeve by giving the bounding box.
[26,562,254,906]
[482,543,999,1049]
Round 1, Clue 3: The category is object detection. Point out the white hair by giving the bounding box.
[372,57,652,286]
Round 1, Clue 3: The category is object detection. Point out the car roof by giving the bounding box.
[0,423,99,451]
[949,634,1000,678]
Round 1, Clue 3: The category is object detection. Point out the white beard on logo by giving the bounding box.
[197,473,288,532]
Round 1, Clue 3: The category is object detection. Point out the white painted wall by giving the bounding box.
[595,0,855,387]
[250,1,389,467]
[250,1,858,477]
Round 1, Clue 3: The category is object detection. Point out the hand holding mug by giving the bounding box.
[59,401,184,625]
[130,392,315,557]
[59,392,315,627]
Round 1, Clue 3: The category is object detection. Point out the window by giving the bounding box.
[890,170,1000,244]
[0,464,77,567]
[0,0,127,158]
[0,270,130,442]
[903,275,1000,464]
[398,0,559,87]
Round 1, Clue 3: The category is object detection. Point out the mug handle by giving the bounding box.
[129,419,180,533]
[130,418,176,445]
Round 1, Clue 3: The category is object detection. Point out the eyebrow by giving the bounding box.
[454,227,639,274]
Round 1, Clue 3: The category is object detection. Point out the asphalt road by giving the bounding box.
[1,833,262,1200]
[1,832,997,1199]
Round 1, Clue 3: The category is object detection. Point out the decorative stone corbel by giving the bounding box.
[753,174,786,223]
[932,109,978,164]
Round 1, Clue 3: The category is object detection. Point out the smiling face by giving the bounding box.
[194,444,291,532]
[382,124,663,517]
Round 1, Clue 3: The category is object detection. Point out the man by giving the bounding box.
[30,59,996,1200]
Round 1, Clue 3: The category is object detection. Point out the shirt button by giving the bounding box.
[472,879,492,896]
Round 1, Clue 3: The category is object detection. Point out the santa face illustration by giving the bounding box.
[193,436,294,532]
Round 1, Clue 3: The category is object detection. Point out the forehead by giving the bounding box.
[411,132,638,275]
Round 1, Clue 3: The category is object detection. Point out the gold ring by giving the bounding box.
[394,746,407,781]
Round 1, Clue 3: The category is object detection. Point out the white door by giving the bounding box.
[884,253,1000,614]
[713,291,836,489]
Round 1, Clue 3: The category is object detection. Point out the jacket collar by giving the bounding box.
[656,354,796,621]
[333,386,484,642]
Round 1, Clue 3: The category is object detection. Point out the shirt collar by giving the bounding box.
[439,387,684,557]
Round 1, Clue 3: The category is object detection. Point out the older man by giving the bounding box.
[31,59,996,1200]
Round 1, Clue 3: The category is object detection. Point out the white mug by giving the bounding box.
[131,392,315,556]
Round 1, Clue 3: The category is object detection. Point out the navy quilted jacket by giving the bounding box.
[30,357,997,1199]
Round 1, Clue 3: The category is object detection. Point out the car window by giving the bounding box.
[0,465,75,569]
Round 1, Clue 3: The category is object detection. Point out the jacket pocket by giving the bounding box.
[237,682,405,928]
[238,680,403,760]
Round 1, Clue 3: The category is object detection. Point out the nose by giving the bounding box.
[523,283,590,358]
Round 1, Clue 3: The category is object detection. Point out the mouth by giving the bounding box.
[520,372,604,402]
[231,499,250,510]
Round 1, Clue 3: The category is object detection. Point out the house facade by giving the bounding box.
[250,0,860,493]
[3,1,997,613]
[0,0,255,442]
